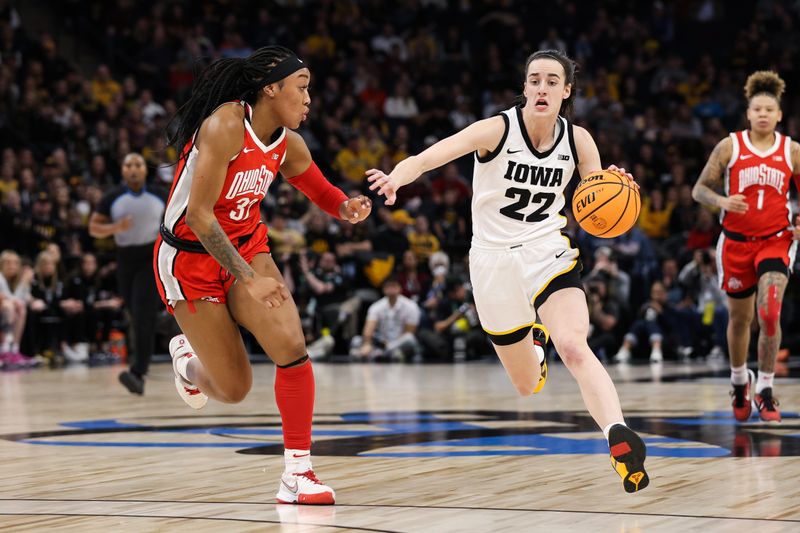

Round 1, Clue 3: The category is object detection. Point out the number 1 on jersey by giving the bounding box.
[756,188,764,210]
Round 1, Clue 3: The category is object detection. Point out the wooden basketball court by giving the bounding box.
[1,359,799,532]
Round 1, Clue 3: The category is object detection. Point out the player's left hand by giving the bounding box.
[607,165,640,190]
[339,195,372,224]
[792,215,800,240]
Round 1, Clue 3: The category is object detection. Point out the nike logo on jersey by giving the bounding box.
[555,250,567,258]
[507,148,523,154]
[740,154,753,160]
[243,147,256,153]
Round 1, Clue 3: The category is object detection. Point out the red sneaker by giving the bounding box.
[730,370,755,422]
[754,388,781,423]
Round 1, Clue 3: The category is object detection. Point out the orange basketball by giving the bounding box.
[572,170,640,238]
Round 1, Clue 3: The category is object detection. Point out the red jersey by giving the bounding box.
[722,130,794,236]
[163,101,286,242]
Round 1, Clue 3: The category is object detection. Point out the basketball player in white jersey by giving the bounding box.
[368,49,649,493]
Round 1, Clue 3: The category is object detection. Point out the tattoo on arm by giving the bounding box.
[693,142,727,207]
[195,219,255,282]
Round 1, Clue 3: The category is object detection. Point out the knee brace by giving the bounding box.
[757,285,782,336]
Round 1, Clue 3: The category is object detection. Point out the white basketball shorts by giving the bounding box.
[469,232,582,339]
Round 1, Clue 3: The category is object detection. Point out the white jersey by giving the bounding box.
[471,107,578,247]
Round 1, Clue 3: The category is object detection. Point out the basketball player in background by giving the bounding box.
[368,49,649,493]
[693,71,800,423]
[155,46,372,504]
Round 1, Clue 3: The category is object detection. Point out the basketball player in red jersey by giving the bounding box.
[693,71,800,423]
[154,46,372,504]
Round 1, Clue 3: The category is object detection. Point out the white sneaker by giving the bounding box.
[169,334,207,410]
[649,347,663,363]
[614,345,632,363]
[708,345,725,359]
[276,469,335,505]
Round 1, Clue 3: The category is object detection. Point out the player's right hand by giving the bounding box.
[246,275,291,309]
[719,194,748,213]
[366,169,399,205]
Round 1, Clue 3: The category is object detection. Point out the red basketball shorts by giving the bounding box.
[717,230,796,295]
[154,223,270,309]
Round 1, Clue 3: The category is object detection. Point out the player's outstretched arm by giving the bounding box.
[366,115,505,205]
[283,130,372,224]
[692,137,747,213]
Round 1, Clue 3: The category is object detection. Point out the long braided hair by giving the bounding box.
[166,46,296,160]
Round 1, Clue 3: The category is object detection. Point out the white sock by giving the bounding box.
[284,448,312,473]
[756,371,775,394]
[534,343,545,364]
[731,364,748,385]
[602,421,626,441]
[650,347,663,360]
[1,332,11,352]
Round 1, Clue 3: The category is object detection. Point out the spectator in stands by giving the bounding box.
[396,249,431,303]
[614,281,675,363]
[585,275,623,362]
[350,277,420,362]
[28,250,63,361]
[585,246,631,308]
[72,252,124,360]
[373,209,412,255]
[0,249,30,358]
[418,276,484,361]
[301,251,358,359]
[638,188,674,241]
[407,214,440,264]
[678,247,727,358]
[91,64,121,107]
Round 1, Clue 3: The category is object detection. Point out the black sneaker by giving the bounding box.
[119,370,144,395]
[608,424,649,493]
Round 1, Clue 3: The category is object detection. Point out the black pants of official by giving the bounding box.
[116,243,160,377]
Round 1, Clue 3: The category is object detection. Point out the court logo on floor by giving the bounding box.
[2,410,798,458]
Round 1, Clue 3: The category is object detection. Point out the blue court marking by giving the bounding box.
[360,435,729,458]
[340,412,443,422]
[59,419,148,429]
[16,411,754,457]
[21,440,264,448]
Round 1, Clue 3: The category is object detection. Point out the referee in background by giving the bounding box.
[89,153,166,395]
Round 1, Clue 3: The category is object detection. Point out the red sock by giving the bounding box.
[274,360,315,450]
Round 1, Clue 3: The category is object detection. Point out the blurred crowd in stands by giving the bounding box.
[1,0,800,369]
